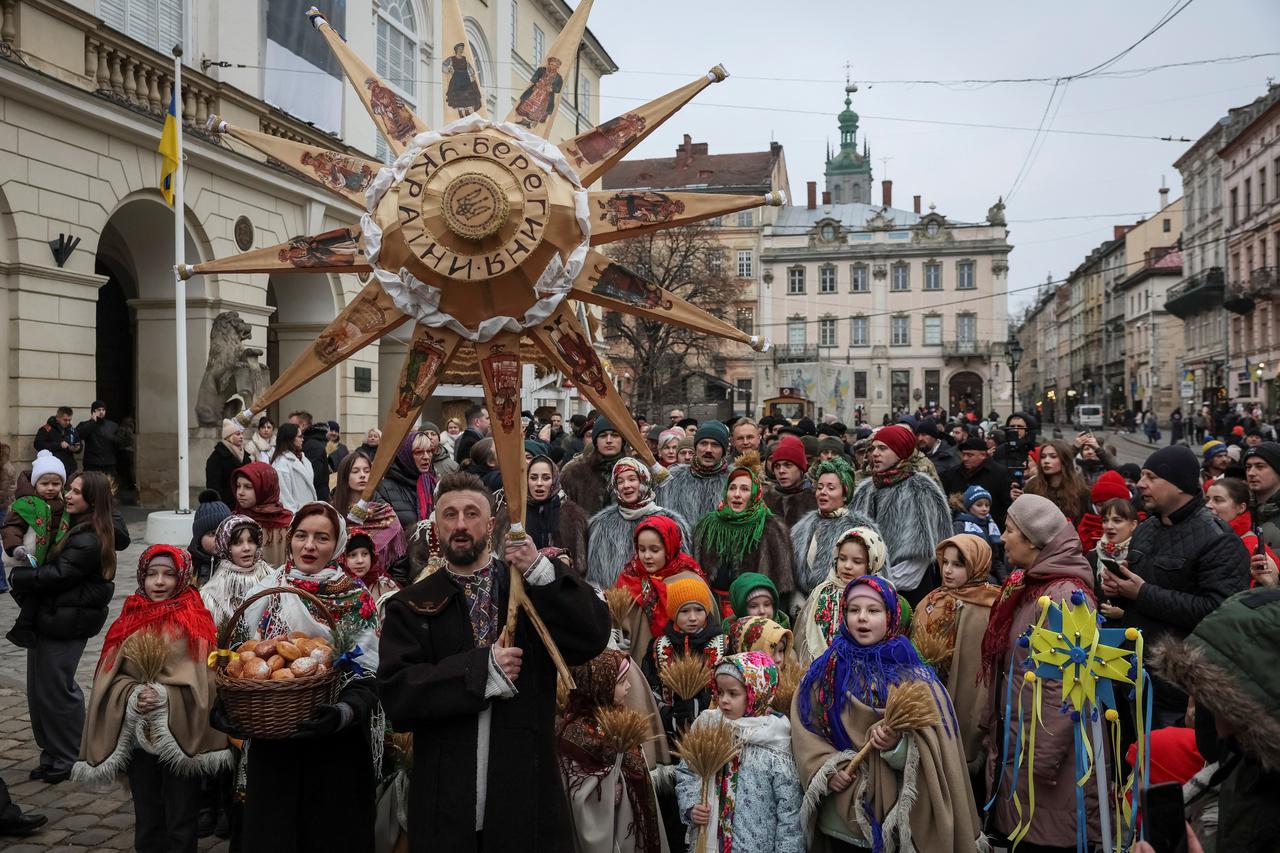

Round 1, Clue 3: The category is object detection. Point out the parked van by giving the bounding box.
[1073,404,1104,429]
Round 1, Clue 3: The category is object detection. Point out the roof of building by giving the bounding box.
[771,201,976,231]
[603,135,782,192]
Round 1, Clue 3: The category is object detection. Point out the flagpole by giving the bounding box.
[172,44,190,514]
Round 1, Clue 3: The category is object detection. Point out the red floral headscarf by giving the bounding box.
[231,461,293,529]
[615,515,706,638]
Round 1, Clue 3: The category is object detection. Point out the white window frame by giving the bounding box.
[533,24,545,66]
[850,264,868,293]
[891,315,910,346]
[819,265,837,294]
[891,263,909,291]
[819,317,837,347]
[923,315,942,345]
[736,250,753,278]
[375,0,419,163]
[957,260,975,290]
[99,0,184,57]
[787,317,807,348]
[957,313,977,343]
[924,263,941,291]
[850,315,869,347]
[788,267,805,295]
[736,210,753,227]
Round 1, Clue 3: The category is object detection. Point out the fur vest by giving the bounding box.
[849,467,952,591]
[656,464,728,533]
[585,505,692,589]
[695,515,796,596]
[791,509,879,595]
[560,446,624,516]
[763,483,818,530]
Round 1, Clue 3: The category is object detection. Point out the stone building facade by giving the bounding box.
[0,0,614,504]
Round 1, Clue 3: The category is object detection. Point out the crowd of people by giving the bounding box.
[0,402,1275,852]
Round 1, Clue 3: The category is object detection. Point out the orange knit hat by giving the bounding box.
[665,576,717,620]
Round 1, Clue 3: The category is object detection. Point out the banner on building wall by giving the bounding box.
[264,0,346,135]
[780,363,859,418]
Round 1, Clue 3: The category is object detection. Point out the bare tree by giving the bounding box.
[602,224,745,420]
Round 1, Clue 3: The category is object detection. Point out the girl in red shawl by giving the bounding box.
[612,514,706,664]
[230,462,293,567]
[75,545,230,849]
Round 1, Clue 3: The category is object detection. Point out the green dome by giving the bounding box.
[826,89,870,177]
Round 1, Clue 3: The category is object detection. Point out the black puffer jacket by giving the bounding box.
[375,462,421,533]
[301,424,331,502]
[1122,497,1249,717]
[9,512,130,640]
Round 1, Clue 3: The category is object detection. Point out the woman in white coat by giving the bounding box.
[270,422,316,513]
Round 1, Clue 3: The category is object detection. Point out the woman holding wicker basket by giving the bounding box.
[213,501,382,853]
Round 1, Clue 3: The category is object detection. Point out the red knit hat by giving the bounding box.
[874,424,917,462]
[770,435,808,471]
[1090,470,1130,506]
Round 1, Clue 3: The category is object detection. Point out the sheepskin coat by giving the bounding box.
[656,463,728,533]
[791,509,879,595]
[560,446,626,517]
[849,462,952,593]
[584,505,692,590]
[695,514,796,597]
[763,482,818,531]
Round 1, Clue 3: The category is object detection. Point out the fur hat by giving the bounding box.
[693,420,730,452]
[873,424,917,462]
[30,449,66,485]
[770,435,807,471]
[1143,445,1201,496]
[1006,493,1068,549]
[1090,470,1131,506]
[664,576,717,621]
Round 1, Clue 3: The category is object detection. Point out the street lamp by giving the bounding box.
[1006,332,1024,414]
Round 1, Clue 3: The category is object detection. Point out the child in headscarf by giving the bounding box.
[790,576,983,852]
[724,615,793,663]
[229,462,293,566]
[556,649,665,853]
[694,451,795,614]
[724,571,790,630]
[643,575,727,740]
[613,514,706,662]
[675,651,803,853]
[587,457,693,589]
[75,545,231,851]
[909,534,999,771]
[343,526,400,604]
[791,457,878,596]
[794,527,887,665]
[201,514,273,632]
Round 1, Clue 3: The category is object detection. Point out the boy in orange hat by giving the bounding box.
[642,575,726,742]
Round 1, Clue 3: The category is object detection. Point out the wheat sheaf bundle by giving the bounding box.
[596,706,652,756]
[659,653,712,701]
[913,630,955,676]
[842,680,942,774]
[122,629,168,683]
[675,718,740,853]
[772,659,803,714]
[603,587,636,630]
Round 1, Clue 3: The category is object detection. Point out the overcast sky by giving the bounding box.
[586,0,1280,323]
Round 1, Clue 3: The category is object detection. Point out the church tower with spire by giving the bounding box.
[825,81,873,204]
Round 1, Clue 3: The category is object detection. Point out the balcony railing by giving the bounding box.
[941,340,990,359]
[1225,268,1279,315]
[4,0,365,160]
[1165,267,1225,319]
[772,344,819,364]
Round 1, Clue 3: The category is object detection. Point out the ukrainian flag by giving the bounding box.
[158,92,179,206]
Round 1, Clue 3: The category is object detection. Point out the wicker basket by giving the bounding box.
[213,586,341,739]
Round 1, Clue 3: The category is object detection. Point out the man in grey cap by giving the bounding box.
[1104,444,1249,728]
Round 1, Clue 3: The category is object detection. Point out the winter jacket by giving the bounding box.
[33,416,78,475]
[2,472,66,555]
[453,426,483,467]
[205,443,250,507]
[1253,488,1280,554]
[244,431,274,463]
[762,481,818,530]
[271,452,317,513]
[942,457,1013,527]
[374,462,423,532]
[300,425,331,501]
[849,457,952,594]
[431,446,458,478]
[1153,588,1280,853]
[560,445,624,516]
[1121,496,1250,721]
[924,439,960,477]
[8,512,130,640]
[75,417,121,469]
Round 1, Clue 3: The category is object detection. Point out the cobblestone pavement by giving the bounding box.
[0,511,230,851]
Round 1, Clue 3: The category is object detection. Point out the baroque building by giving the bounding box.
[0,0,614,503]
[756,87,1012,423]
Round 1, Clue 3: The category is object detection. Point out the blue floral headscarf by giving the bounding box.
[797,576,938,751]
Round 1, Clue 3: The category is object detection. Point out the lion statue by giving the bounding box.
[195,311,272,427]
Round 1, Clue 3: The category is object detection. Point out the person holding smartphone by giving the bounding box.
[1206,476,1279,587]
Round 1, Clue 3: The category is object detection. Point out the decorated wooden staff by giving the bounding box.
[175,0,778,698]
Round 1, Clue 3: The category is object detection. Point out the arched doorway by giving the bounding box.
[96,195,207,505]
[948,370,984,417]
[266,273,343,425]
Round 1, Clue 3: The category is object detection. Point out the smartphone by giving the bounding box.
[1012,470,1023,484]
[1140,781,1187,853]
[1255,527,1268,558]
[1098,556,1129,579]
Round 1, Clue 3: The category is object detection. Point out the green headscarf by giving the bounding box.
[812,456,857,503]
[694,452,773,567]
[724,572,791,629]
